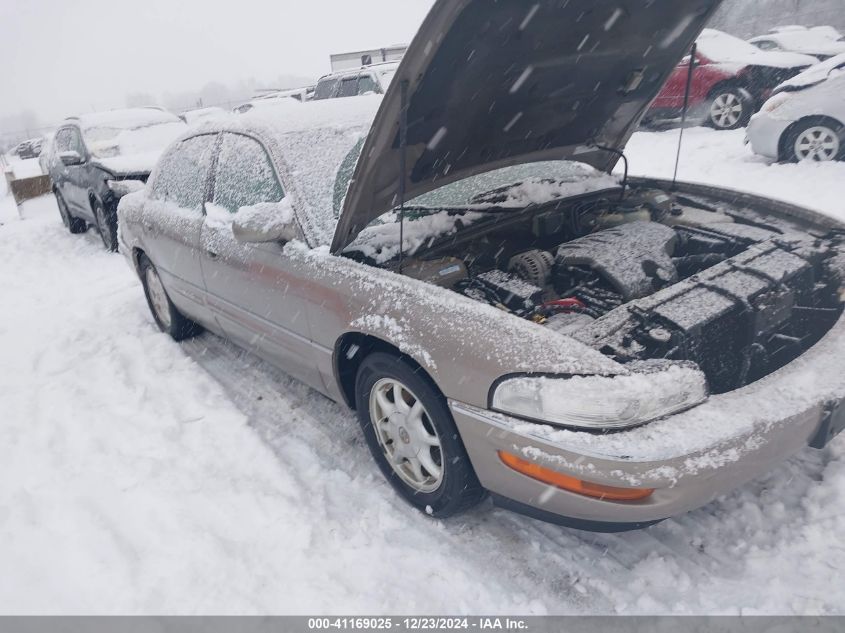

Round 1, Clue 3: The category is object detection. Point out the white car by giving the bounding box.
[750,26,845,61]
[747,53,845,162]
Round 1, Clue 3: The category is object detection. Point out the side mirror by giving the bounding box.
[59,150,84,166]
[231,201,301,244]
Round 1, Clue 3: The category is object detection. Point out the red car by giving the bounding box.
[647,29,817,130]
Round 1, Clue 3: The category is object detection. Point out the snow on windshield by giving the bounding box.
[347,162,619,263]
[85,121,186,158]
[410,161,619,209]
[80,108,187,172]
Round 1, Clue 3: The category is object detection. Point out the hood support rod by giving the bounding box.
[397,79,410,275]
[672,43,697,190]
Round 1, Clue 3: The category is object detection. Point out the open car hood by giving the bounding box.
[331,0,723,253]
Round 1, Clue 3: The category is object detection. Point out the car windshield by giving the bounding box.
[345,161,620,263]
[408,161,620,209]
[82,111,185,158]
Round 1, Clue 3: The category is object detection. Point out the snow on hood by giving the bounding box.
[697,29,817,68]
[332,0,724,253]
[776,52,845,91]
[81,108,187,175]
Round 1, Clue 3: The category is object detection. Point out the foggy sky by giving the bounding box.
[0,0,435,125]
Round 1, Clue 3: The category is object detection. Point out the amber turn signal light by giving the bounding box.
[498,451,654,502]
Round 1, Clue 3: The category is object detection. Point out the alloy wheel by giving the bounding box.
[709,92,743,129]
[794,126,840,162]
[369,378,444,493]
[145,266,172,330]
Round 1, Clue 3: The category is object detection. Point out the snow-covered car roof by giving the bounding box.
[776,52,845,91]
[70,108,187,176]
[696,29,818,68]
[749,28,845,58]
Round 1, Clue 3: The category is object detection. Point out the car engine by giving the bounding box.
[399,188,845,394]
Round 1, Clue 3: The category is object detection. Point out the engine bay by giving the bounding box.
[384,186,845,394]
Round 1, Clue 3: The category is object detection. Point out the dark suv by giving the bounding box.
[46,108,186,251]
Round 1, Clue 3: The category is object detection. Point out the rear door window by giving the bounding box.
[212,133,284,214]
[149,134,217,210]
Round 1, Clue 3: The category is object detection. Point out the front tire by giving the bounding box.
[92,197,118,252]
[55,191,87,234]
[784,118,844,163]
[138,254,201,341]
[354,352,486,518]
[704,86,752,130]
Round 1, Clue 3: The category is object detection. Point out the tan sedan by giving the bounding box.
[118,0,845,531]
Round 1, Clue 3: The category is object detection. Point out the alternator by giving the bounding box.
[508,249,554,287]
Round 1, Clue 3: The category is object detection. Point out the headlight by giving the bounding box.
[107,179,145,198]
[762,92,792,113]
[491,363,708,430]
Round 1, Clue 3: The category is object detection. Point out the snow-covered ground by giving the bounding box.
[624,127,845,222]
[1,128,844,615]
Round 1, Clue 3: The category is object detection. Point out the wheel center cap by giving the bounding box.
[398,427,411,444]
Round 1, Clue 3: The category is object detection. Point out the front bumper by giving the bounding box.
[747,112,793,161]
[451,313,845,531]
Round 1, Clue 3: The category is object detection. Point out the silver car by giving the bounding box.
[119,0,845,531]
[747,53,845,162]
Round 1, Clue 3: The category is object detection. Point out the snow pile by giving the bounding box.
[10,158,43,179]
